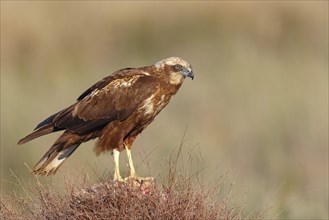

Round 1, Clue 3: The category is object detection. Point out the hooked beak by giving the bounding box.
[183,69,194,80]
[188,70,194,80]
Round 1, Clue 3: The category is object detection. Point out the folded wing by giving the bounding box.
[18,68,156,144]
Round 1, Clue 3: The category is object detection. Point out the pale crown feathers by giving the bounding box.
[155,57,194,82]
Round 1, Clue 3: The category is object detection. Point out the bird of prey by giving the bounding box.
[18,57,194,181]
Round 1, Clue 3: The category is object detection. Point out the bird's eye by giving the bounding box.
[174,64,183,71]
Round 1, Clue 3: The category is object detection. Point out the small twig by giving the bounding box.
[175,123,188,163]
[9,169,32,201]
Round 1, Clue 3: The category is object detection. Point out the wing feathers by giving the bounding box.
[19,68,156,143]
[77,68,136,101]
[18,124,55,145]
[34,112,58,130]
[74,73,157,122]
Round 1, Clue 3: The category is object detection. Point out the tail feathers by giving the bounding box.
[18,124,54,145]
[32,143,80,176]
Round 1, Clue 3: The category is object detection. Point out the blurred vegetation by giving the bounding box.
[1,1,328,219]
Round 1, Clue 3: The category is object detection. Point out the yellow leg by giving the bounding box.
[113,149,123,181]
[124,145,155,183]
[125,146,137,178]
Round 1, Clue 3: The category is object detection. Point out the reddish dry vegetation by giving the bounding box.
[1,148,262,220]
[1,172,263,220]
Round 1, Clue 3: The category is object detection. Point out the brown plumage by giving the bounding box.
[18,57,194,180]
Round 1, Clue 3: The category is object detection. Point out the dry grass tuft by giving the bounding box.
[1,179,209,219]
[1,144,263,219]
[1,171,262,220]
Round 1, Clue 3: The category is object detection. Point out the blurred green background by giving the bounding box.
[1,1,328,219]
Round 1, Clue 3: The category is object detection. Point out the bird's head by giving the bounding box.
[155,57,194,85]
